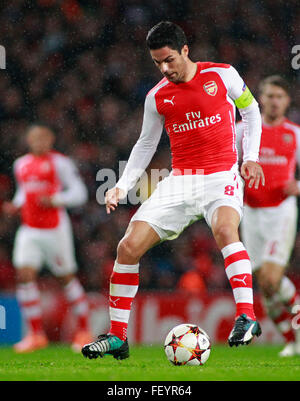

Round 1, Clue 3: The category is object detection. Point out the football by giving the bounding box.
[164,323,211,366]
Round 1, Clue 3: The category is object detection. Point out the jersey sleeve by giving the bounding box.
[222,66,262,162]
[293,125,300,192]
[11,159,25,207]
[12,185,25,207]
[235,121,244,162]
[294,125,300,166]
[116,92,164,194]
[51,155,88,208]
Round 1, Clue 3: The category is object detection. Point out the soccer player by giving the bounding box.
[82,21,264,360]
[3,124,92,353]
[237,75,300,357]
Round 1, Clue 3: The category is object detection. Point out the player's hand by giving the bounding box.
[284,180,300,196]
[241,161,265,189]
[39,195,55,208]
[105,187,126,214]
[2,201,19,216]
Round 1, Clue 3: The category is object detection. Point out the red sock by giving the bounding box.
[109,321,128,341]
[221,242,256,320]
[109,261,139,341]
[64,278,89,332]
[16,282,44,334]
[273,309,296,343]
[265,294,296,343]
[279,276,300,313]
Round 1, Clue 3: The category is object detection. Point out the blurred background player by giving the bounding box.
[237,75,300,357]
[82,21,265,360]
[2,124,91,353]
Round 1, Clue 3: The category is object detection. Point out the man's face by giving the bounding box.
[26,126,55,155]
[260,84,290,120]
[150,45,189,83]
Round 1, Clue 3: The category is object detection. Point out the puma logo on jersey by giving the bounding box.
[232,275,247,286]
[164,96,175,106]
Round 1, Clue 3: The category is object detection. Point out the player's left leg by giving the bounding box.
[81,220,161,360]
[210,206,261,346]
[58,273,92,352]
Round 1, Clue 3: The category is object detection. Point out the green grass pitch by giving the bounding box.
[0,344,299,381]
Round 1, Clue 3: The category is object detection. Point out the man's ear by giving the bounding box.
[181,44,189,57]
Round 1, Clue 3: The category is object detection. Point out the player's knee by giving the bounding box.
[117,237,142,264]
[213,223,238,248]
[16,267,37,284]
[259,280,278,298]
[58,273,75,286]
[257,269,281,297]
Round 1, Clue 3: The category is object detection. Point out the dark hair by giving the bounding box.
[258,75,290,96]
[146,21,187,53]
[25,122,56,135]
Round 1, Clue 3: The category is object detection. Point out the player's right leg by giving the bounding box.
[12,226,48,353]
[81,220,161,360]
[241,197,300,355]
[256,262,300,357]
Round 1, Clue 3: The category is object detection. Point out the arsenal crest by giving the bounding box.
[203,81,218,96]
[282,133,293,143]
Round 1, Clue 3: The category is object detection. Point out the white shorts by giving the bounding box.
[131,168,244,240]
[241,196,298,271]
[13,212,77,277]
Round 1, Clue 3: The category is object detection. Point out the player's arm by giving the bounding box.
[44,155,88,208]
[226,66,265,189]
[235,121,244,164]
[2,186,24,215]
[284,125,300,196]
[106,93,164,214]
[2,161,24,216]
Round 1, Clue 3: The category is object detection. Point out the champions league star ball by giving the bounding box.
[164,324,211,366]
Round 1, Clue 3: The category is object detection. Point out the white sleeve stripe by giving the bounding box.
[283,122,300,133]
[147,79,170,98]
[51,153,88,207]
[283,122,300,167]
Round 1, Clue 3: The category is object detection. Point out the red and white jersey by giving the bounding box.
[13,151,87,229]
[117,62,261,194]
[236,118,300,207]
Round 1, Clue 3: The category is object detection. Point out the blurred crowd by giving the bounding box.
[0,0,300,295]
